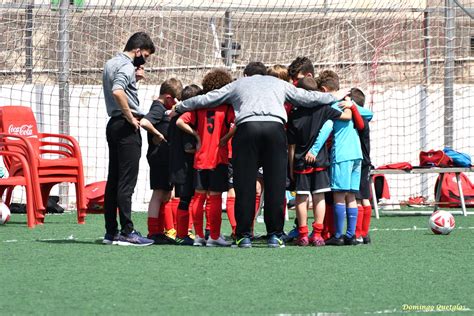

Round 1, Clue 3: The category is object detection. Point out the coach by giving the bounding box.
[172,62,338,248]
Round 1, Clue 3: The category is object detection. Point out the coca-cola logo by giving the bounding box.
[8,124,34,136]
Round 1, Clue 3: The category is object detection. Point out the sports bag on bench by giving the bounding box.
[419,150,453,167]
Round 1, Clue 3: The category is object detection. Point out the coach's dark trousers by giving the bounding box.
[232,121,287,238]
[104,116,141,235]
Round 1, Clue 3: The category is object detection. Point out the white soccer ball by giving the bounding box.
[0,202,11,225]
[429,210,455,235]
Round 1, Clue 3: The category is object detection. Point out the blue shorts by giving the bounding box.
[330,159,362,192]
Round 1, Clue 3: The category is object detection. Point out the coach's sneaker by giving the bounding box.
[175,235,194,246]
[267,234,285,248]
[206,235,231,247]
[118,231,154,246]
[343,235,358,246]
[235,237,252,248]
[363,235,371,244]
[355,236,364,245]
[102,232,120,245]
[325,235,344,246]
[309,234,325,247]
[296,235,309,246]
[193,235,207,246]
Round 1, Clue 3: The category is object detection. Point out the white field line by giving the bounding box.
[365,307,472,314]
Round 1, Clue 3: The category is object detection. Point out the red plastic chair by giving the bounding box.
[0,149,37,227]
[0,106,87,225]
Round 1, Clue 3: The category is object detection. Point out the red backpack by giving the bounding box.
[434,173,474,208]
[84,181,107,213]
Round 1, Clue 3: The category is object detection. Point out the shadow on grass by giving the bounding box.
[36,239,104,245]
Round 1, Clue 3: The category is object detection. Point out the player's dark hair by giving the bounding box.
[202,68,233,93]
[160,78,183,99]
[296,77,318,91]
[316,70,339,92]
[288,56,314,80]
[181,84,203,101]
[243,61,267,76]
[349,88,365,107]
[124,32,156,54]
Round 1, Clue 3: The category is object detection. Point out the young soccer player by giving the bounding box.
[140,78,183,244]
[351,88,374,244]
[176,68,235,247]
[288,56,315,85]
[287,77,352,246]
[168,84,203,245]
[306,70,373,246]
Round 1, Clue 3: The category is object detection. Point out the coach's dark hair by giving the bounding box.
[350,88,365,107]
[288,56,314,80]
[182,84,203,101]
[296,77,318,91]
[316,70,340,92]
[160,78,183,99]
[202,68,233,93]
[243,62,267,76]
[124,32,156,54]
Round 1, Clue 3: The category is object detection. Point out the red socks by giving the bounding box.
[298,225,309,238]
[322,204,334,240]
[208,195,223,240]
[255,194,262,216]
[161,201,174,232]
[205,198,211,231]
[191,193,207,238]
[147,217,161,236]
[170,198,180,229]
[361,205,372,237]
[226,196,236,234]
[355,205,372,238]
[355,205,364,238]
[311,222,324,238]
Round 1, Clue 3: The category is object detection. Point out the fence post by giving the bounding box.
[58,0,70,206]
[444,0,455,148]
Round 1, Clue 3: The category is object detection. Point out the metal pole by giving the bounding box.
[25,1,33,84]
[420,10,430,197]
[58,0,70,205]
[444,0,455,148]
[223,10,233,68]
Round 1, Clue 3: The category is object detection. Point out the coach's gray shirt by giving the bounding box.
[175,75,336,125]
[102,52,144,118]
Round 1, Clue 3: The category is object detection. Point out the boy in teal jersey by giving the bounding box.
[306,70,373,245]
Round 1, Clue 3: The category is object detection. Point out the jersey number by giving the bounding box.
[206,110,215,134]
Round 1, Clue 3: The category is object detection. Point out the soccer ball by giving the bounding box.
[429,210,455,235]
[0,202,11,225]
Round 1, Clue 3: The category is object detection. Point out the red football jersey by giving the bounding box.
[181,105,235,170]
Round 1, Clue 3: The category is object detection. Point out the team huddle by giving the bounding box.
[102,32,374,248]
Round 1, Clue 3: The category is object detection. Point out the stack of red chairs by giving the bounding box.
[0,106,87,228]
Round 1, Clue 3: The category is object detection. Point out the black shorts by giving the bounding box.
[148,154,172,191]
[295,169,331,195]
[356,164,371,200]
[194,164,229,192]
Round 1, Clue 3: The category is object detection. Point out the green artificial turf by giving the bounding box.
[1,210,473,315]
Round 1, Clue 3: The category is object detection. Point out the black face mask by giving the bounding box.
[133,54,146,67]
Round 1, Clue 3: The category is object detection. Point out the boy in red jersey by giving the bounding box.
[287,77,352,246]
[140,78,183,244]
[176,68,235,247]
